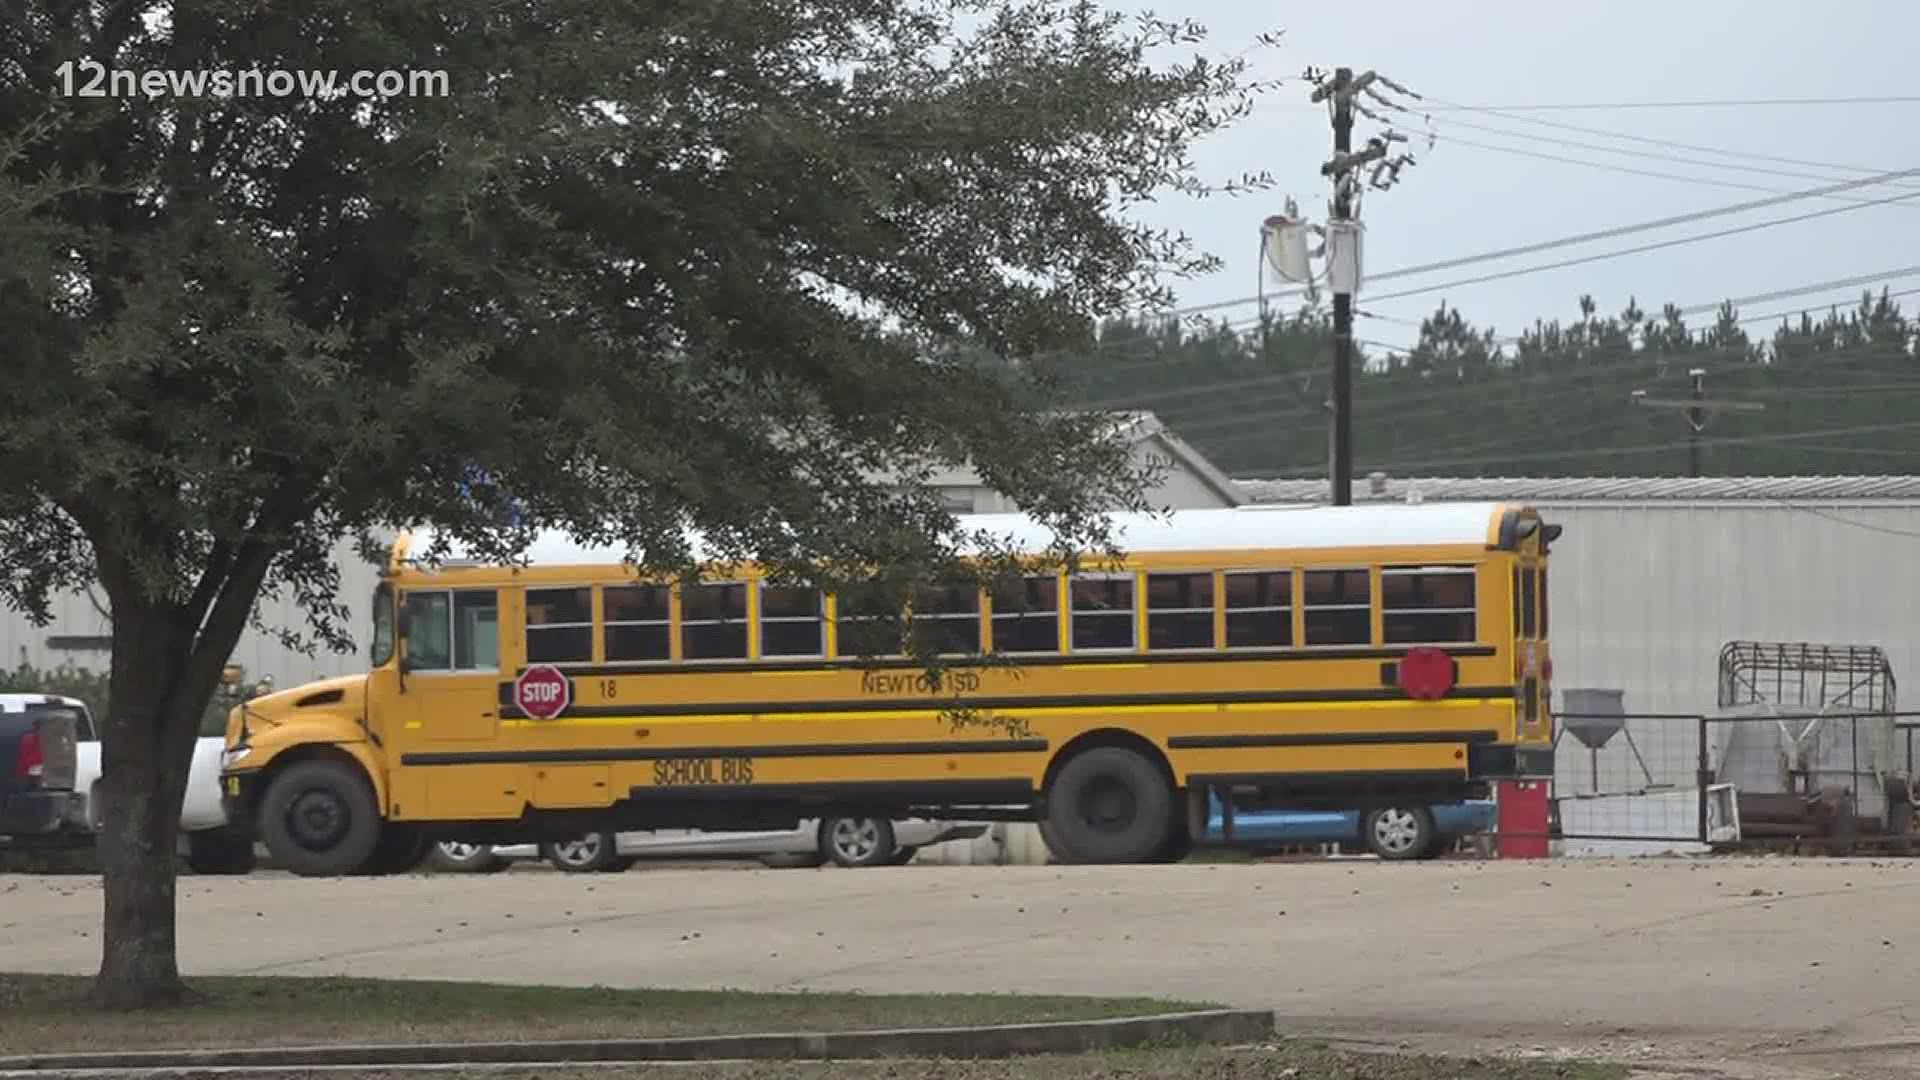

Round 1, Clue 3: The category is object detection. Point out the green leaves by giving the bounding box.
[2,0,1271,653]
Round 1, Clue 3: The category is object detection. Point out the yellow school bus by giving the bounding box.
[220,501,1558,875]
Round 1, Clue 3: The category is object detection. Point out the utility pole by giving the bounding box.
[1324,68,1356,506]
[1309,67,1419,505]
[1631,368,1766,477]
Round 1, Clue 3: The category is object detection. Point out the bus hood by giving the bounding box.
[233,674,367,734]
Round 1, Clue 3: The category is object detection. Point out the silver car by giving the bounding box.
[431,816,986,873]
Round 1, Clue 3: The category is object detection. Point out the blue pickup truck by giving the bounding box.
[1204,792,1495,860]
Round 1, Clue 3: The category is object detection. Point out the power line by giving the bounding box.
[1422,96,1900,177]
[1362,183,1920,307]
[1242,418,1920,478]
[1435,134,1910,205]
[1357,164,1920,287]
[1739,284,1920,326]
[1360,275,1920,342]
[1090,163,1920,331]
[1674,270,1920,318]
[1157,342,1920,447]
[1434,114,1910,188]
[1083,273,1920,411]
[1411,95,1920,112]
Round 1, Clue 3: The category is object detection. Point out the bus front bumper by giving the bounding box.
[1468,743,1555,780]
[219,770,261,832]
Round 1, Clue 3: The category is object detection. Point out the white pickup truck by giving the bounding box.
[63,697,255,874]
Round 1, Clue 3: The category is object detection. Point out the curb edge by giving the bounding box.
[0,1008,1276,1072]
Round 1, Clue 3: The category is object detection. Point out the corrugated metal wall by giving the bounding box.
[1535,500,1920,797]
[0,535,389,691]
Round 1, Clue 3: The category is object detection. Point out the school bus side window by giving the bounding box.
[990,576,1059,654]
[912,585,981,655]
[1069,574,1135,651]
[604,585,671,662]
[1146,572,1213,650]
[834,586,907,658]
[1382,565,1477,644]
[527,587,592,664]
[405,590,498,671]
[759,585,825,658]
[1223,571,1291,647]
[1302,569,1370,645]
[682,583,748,660]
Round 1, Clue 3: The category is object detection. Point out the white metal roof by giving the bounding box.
[1233,475,1920,505]
[402,503,1511,569]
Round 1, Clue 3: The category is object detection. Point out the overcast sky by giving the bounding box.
[1124,0,1920,352]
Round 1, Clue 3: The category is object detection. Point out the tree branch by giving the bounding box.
[171,479,323,725]
[93,0,143,62]
[180,536,235,635]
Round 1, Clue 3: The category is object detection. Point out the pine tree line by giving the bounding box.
[1052,290,1920,477]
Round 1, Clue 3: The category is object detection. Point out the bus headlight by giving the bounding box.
[222,746,253,770]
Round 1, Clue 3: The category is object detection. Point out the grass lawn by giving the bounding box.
[146,1045,1628,1079]
[0,973,1211,1055]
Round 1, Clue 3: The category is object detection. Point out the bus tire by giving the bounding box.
[1042,746,1175,864]
[258,759,382,877]
[358,825,432,875]
[1146,818,1194,863]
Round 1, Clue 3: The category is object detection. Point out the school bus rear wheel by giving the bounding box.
[258,759,381,877]
[1042,746,1175,864]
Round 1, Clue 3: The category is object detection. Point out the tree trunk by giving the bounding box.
[91,610,202,1009]
[75,494,304,1009]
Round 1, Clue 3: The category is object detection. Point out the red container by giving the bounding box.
[1495,779,1551,859]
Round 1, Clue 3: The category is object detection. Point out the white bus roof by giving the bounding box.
[398,502,1520,569]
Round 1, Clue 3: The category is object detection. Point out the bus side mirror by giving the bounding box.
[396,603,412,638]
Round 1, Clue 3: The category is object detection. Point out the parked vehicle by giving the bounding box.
[1203,791,1495,860]
[431,816,987,873]
[60,691,257,874]
[0,694,86,846]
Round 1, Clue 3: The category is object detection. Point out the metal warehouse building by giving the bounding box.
[1,535,389,693]
[1233,474,1920,805]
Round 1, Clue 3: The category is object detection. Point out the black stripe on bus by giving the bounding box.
[1167,729,1500,750]
[494,685,1519,720]
[1187,769,1469,788]
[400,738,1049,767]
[506,644,1499,680]
[624,779,1035,804]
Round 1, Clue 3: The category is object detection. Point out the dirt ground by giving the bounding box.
[6,857,1918,1079]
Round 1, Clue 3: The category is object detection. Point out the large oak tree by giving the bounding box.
[0,1,1268,1006]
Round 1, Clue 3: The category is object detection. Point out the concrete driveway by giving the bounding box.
[5,857,1918,1077]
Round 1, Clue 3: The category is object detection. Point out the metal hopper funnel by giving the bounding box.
[1557,688,1657,793]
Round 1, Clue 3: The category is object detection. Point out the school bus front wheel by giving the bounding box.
[256,759,384,877]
